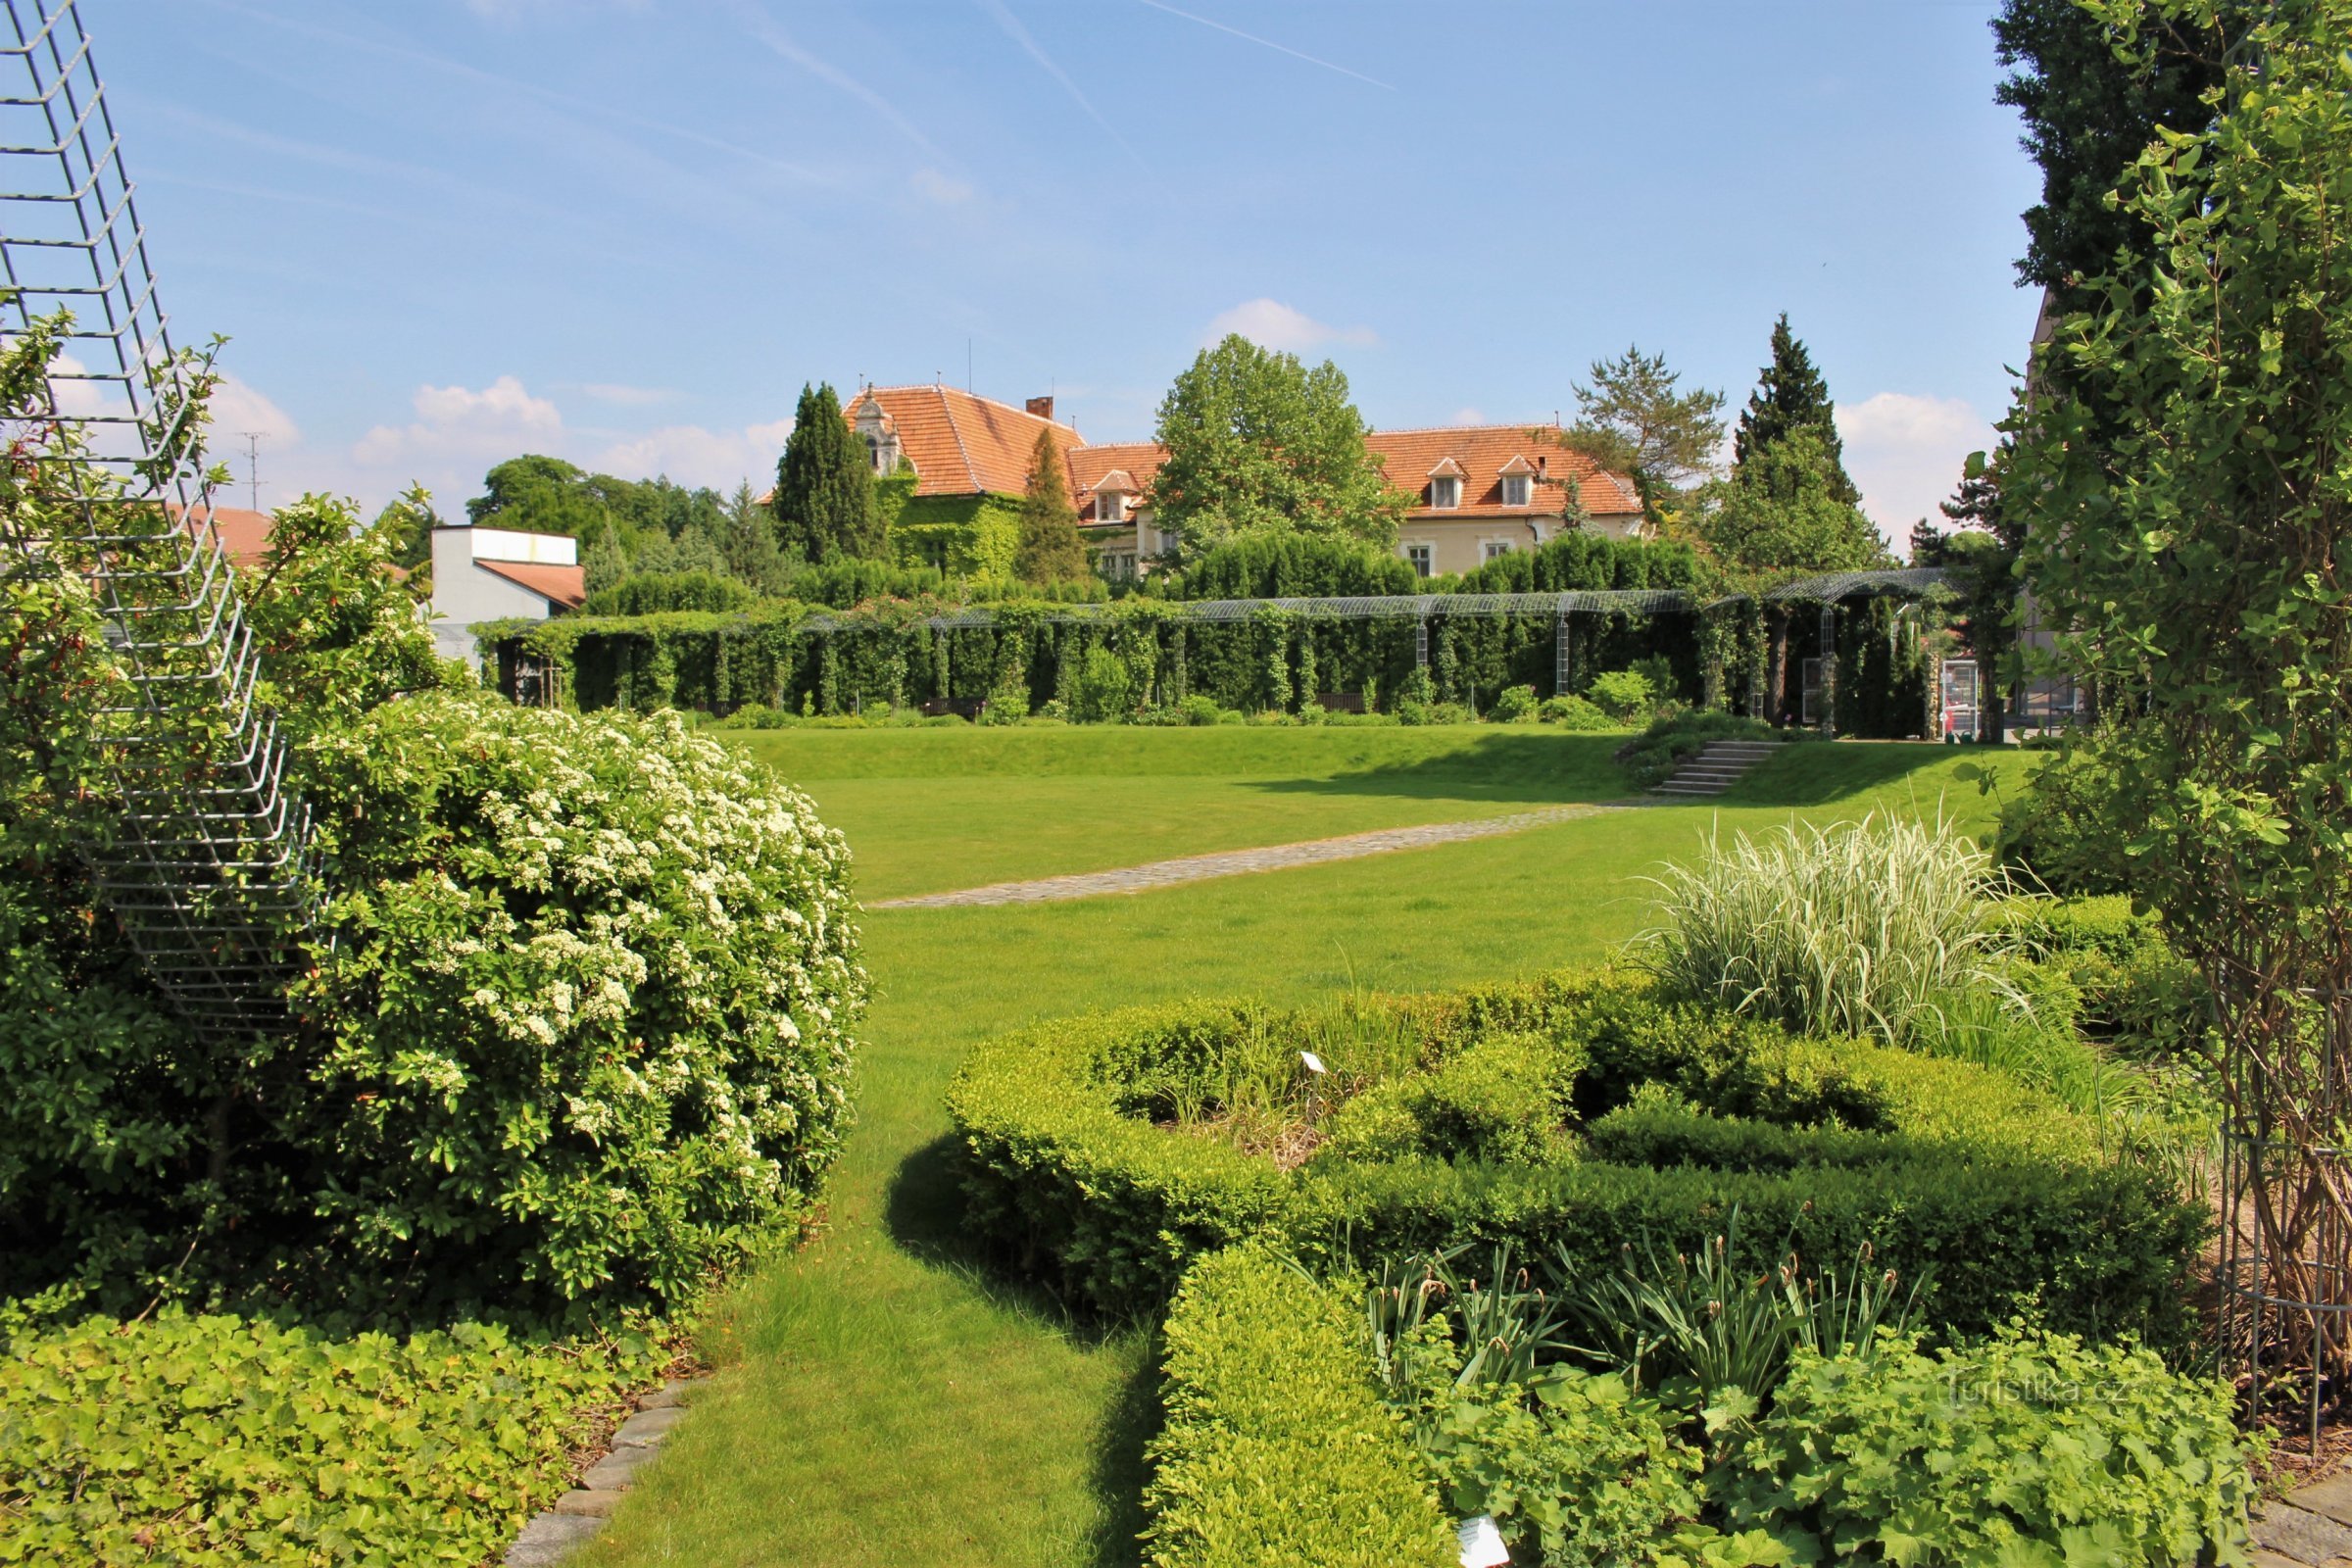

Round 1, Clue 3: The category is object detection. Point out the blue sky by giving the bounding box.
[111,0,2044,540]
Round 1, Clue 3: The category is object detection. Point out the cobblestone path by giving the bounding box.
[868,803,1641,909]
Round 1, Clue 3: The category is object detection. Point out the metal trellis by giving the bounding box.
[1,0,316,1047]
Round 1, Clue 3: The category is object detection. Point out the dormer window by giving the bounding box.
[1426,456,1466,511]
[1497,455,1538,510]
[1096,491,1126,522]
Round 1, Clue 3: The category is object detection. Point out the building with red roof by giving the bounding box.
[836,382,1642,581]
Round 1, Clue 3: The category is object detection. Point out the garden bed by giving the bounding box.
[945,967,2204,1342]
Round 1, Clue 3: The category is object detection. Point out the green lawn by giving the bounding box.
[582,729,2030,1566]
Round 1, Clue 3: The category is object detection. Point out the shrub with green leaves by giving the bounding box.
[291,691,866,1319]
[1588,667,1657,720]
[1144,1247,1453,1568]
[1414,1370,1779,1568]
[1539,693,1614,729]
[1067,643,1137,723]
[0,1310,656,1565]
[1489,683,1539,722]
[947,970,2198,1340]
[1715,1328,2258,1566]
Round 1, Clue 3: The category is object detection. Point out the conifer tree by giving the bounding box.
[1734,314,1859,505]
[770,382,885,563]
[1012,426,1088,584]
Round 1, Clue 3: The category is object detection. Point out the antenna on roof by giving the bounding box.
[238,430,265,513]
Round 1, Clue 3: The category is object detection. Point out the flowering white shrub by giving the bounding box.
[293,691,864,1318]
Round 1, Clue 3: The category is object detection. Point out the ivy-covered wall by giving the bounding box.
[886,494,1024,579]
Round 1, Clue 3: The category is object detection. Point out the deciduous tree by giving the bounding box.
[1151,334,1405,559]
[2010,0,2352,1355]
[1698,429,1887,574]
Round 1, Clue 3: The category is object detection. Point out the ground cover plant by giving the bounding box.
[1144,1236,2256,1568]
[0,1312,658,1566]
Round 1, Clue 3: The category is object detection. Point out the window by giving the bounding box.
[1106,552,1138,580]
[1405,543,1434,578]
[1096,492,1126,522]
[1430,476,1461,510]
[1500,474,1531,508]
[1482,540,1514,563]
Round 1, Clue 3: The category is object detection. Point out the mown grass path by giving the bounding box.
[871,802,1637,908]
[578,731,2011,1566]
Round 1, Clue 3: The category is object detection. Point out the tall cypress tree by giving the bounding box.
[1012,427,1088,584]
[1733,315,1859,506]
[771,382,885,563]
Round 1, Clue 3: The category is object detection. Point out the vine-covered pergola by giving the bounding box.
[775,566,1953,735]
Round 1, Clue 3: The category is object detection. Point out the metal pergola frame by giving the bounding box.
[1,0,316,1046]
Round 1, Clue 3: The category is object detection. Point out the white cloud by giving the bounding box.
[46,352,127,419]
[1836,391,1993,542]
[353,374,561,469]
[591,417,795,493]
[1448,406,1487,426]
[1203,298,1378,354]
[911,168,974,206]
[580,381,681,407]
[208,373,301,446]
[188,369,785,518]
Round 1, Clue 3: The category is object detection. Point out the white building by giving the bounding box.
[428,525,586,664]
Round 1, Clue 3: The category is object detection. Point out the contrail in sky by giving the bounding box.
[1135,0,1394,91]
[977,0,1154,174]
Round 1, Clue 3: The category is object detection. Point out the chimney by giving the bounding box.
[1026,395,1054,421]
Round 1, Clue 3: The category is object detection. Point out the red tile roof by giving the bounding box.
[1363,425,1642,519]
[851,383,1080,499]
[477,559,587,610]
[172,503,275,567]
[1066,441,1167,502]
[829,394,1640,526]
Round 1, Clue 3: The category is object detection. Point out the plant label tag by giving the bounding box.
[1298,1051,1327,1075]
[1457,1514,1509,1567]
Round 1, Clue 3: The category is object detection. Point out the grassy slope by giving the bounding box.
[725,725,1634,899]
[583,732,2029,1566]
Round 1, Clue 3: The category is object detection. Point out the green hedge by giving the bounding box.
[945,971,2201,1342]
[0,1311,653,1565]
[1144,1247,1454,1568]
[491,585,1814,722]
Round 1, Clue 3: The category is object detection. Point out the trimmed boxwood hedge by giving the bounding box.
[945,970,2202,1343]
[1144,1246,1453,1568]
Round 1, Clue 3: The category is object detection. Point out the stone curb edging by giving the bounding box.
[868,803,1644,909]
[504,1376,712,1566]
[2253,1474,2352,1567]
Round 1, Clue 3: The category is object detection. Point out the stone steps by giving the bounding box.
[1649,740,1784,798]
